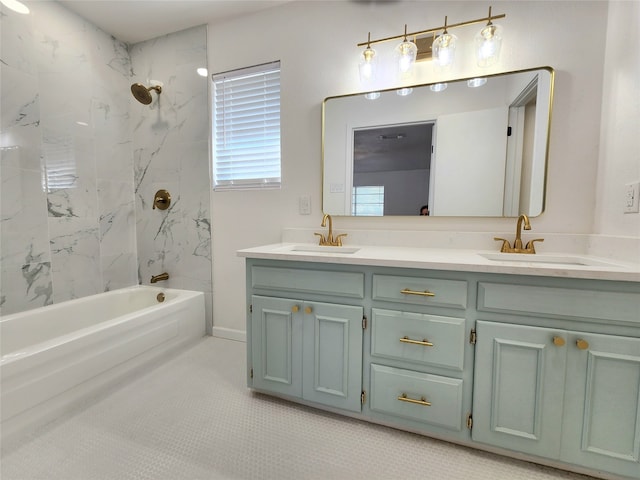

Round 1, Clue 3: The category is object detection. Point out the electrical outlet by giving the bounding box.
[298,195,311,215]
[624,181,640,213]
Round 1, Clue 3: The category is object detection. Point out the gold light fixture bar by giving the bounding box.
[356,8,505,48]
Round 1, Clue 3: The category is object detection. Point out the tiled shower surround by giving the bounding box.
[0,2,212,321]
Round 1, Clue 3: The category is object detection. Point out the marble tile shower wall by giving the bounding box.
[0,2,212,321]
[129,26,212,323]
[0,2,136,315]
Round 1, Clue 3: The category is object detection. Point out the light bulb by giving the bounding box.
[395,39,417,74]
[364,92,381,100]
[430,83,448,92]
[476,23,503,67]
[432,32,457,67]
[467,77,487,88]
[359,45,377,84]
[396,88,413,96]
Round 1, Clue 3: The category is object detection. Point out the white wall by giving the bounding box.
[207,0,632,336]
[594,0,640,237]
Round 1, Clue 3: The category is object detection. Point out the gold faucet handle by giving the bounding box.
[335,233,347,246]
[494,237,512,253]
[525,238,544,253]
[314,232,326,245]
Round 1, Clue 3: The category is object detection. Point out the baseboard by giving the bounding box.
[211,326,246,342]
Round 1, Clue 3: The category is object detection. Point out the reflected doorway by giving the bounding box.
[352,122,434,216]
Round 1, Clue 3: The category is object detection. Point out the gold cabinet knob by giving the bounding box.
[552,336,565,347]
[576,339,589,350]
[291,305,299,313]
[304,306,312,314]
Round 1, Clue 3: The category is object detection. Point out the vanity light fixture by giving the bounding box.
[358,32,378,84]
[467,77,488,87]
[475,7,503,67]
[364,91,381,100]
[356,5,505,82]
[1,0,29,14]
[430,82,448,92]
[432,16,457,68]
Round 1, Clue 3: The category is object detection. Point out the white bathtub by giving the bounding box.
[0,285,205,443]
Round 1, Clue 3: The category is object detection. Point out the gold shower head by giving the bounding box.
[131,83,162,105]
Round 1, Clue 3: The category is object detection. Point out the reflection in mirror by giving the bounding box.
[322,67,554,217]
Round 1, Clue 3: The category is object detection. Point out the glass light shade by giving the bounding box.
[358,46,378,84]
[430,83,448,92]
[0,0,29,14]
[396,88,413,96]
[394,39,417,74]
[364,92,381,100]
[475,23,503,67]
[467,77,487,88]
[432,32,457,67]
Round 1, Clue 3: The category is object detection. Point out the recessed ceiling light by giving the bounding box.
[1,0,29,14]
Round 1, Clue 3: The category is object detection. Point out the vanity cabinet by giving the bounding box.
[244,256,640,479]
[249,266,364,412]
[473,282,640,479]
[367,274,470,438]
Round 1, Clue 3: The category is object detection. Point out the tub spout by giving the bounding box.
[150,272,169,283]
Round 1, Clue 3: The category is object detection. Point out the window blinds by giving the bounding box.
[212,61,281,190]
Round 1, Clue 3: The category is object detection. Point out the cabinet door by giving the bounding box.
[251,296,302,398]
[473,321,567,459]
[302,301,363,412]
[561,332,640,478]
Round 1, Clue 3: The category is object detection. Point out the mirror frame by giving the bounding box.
[322,66,555,218]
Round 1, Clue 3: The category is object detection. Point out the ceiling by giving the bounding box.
[58,0,292,44]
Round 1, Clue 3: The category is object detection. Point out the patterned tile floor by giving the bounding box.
[1,337,597,480]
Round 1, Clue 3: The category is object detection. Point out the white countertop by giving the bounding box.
[238,243,640,282]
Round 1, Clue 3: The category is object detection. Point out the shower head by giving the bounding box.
[131,83,162,105]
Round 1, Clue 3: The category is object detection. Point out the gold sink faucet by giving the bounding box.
[150,272,169,283]
[494,214,544,254]
[315,214,347,246]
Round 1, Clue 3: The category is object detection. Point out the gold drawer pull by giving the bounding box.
[400,336,433,347]
[400,288,435,297]
[304,306,312,314]
[552,336,565,347]
[397,393,431,406]
[576,339,589,350]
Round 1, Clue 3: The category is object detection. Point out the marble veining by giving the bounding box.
[1,4,211,318]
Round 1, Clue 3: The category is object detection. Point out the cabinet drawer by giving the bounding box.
[372,275,467,309]
[478,282,640,324]
[371,309,465,370]
[370,364,464,431]
[252,266,364,299]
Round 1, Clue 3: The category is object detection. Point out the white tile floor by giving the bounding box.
[1,337,597,480]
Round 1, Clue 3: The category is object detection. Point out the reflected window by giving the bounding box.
[352,185,384,216]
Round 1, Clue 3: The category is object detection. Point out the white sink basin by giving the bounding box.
[287,245,360,254]
[479,252,622,268]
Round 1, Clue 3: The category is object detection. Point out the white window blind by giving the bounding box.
[352,186,384,216]
[212,61,281,190]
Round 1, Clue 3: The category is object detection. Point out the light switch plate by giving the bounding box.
[624,181,640,213]
[299,195,311,215]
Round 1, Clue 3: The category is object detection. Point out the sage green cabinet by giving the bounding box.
[245,257,640,479]
[561,331,640,478]
[472,321,567,459]
[251,295,363,412]
[473,321,640,478]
